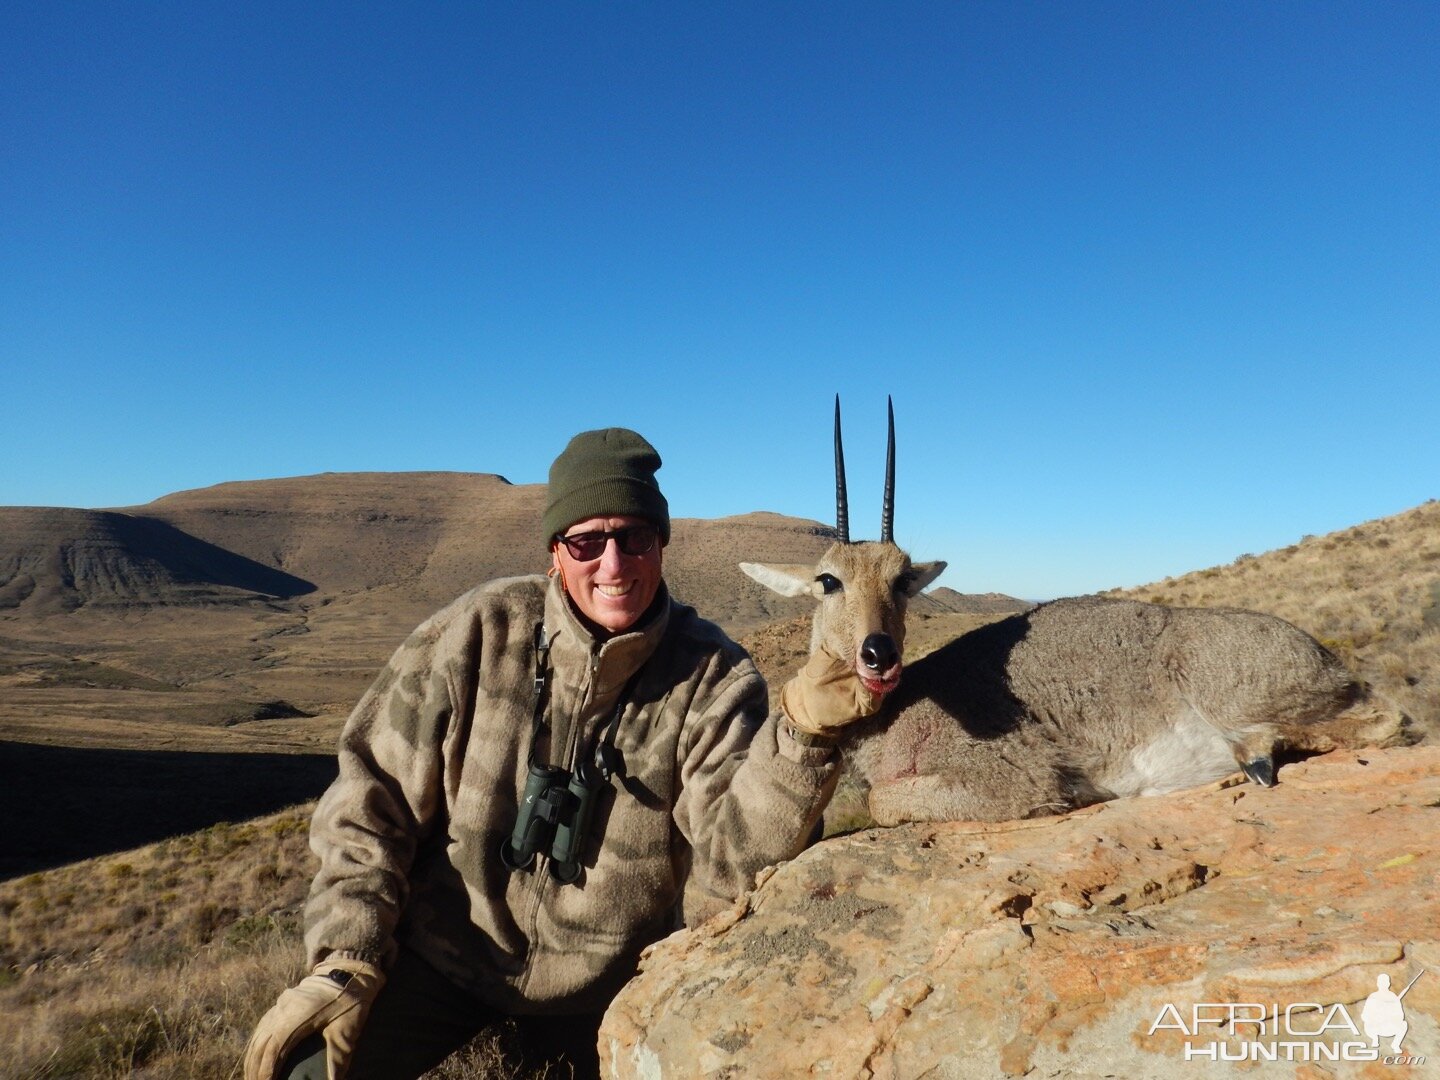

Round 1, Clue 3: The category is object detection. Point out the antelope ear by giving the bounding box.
[739,562,815,598]
[903,561,947,595]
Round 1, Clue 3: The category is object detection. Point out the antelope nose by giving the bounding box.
[860,634,899,672]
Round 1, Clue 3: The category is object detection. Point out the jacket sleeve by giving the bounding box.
[670,653,841,922]
[302,610,466,969]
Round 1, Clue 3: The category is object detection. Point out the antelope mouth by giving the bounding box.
[858,664,902,697]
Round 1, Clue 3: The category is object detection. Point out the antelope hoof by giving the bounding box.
[1241,757,1276,787]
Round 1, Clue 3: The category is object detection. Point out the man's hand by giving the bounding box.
[243,956,385,1080]
[780,648,883,739]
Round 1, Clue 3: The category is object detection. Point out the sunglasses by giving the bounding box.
[553,525,660,562]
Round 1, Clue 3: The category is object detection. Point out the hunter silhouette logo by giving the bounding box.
[1148,969,1428,1065]
[1362,971,1422,1054]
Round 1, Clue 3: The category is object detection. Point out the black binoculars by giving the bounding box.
[500,758,608,883]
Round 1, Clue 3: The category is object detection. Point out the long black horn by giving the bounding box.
[834,395,850,543]
[880,396,896,543]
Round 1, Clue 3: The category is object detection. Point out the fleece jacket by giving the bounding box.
[303,572,839,1014]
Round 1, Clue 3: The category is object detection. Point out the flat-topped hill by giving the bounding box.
[130,471,539,601]
[0,473,994,758]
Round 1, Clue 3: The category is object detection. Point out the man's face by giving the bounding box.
[551,514,664,635]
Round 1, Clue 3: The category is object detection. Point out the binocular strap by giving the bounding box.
[501,622,644,880]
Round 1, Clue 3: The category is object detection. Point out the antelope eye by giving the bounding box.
[816,573,843,595]
[894,573,916,595]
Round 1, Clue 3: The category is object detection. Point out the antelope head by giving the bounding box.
[741,397,946,698]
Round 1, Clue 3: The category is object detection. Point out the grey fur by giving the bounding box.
[744,551,1411,826]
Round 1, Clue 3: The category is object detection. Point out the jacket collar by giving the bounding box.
[544,572,671,698]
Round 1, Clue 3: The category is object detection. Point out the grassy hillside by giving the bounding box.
[0,807,315,1079]
[1110,499,1440,739]
[0,807,557,1079]
[2,498,1434,1077]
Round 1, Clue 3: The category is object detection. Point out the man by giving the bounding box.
[244,428,878,1080]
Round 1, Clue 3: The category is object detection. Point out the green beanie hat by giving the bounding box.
[543,428,671,545]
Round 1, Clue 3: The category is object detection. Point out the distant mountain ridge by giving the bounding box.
[915,587,1035,616]
[0,471,1019,752]
[1,471,1016,630]
[0,506,314,613]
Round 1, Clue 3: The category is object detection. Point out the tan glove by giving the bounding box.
[243,956,385,1080]
[780,648,883,739]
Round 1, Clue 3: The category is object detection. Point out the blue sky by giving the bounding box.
[3,2,1436,599]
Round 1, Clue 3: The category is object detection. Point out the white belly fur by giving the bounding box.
[1103,710,1238,798]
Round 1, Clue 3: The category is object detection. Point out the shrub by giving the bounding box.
[50,1004,171,1076]
[223,912,301,953]
[187,903,238,946]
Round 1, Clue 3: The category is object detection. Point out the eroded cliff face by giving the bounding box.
[602,747,1440,1079]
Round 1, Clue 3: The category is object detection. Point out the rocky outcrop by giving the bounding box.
[0,507,314,612]
[601,747,1440,1078]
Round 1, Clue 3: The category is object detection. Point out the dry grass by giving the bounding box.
[1110,499,1440,740]
[5,500,1435,1076]
[0,808,314,1079]
[0,805,569,1079]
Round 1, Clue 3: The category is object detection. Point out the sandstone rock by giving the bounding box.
[601,747,1440,1078]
